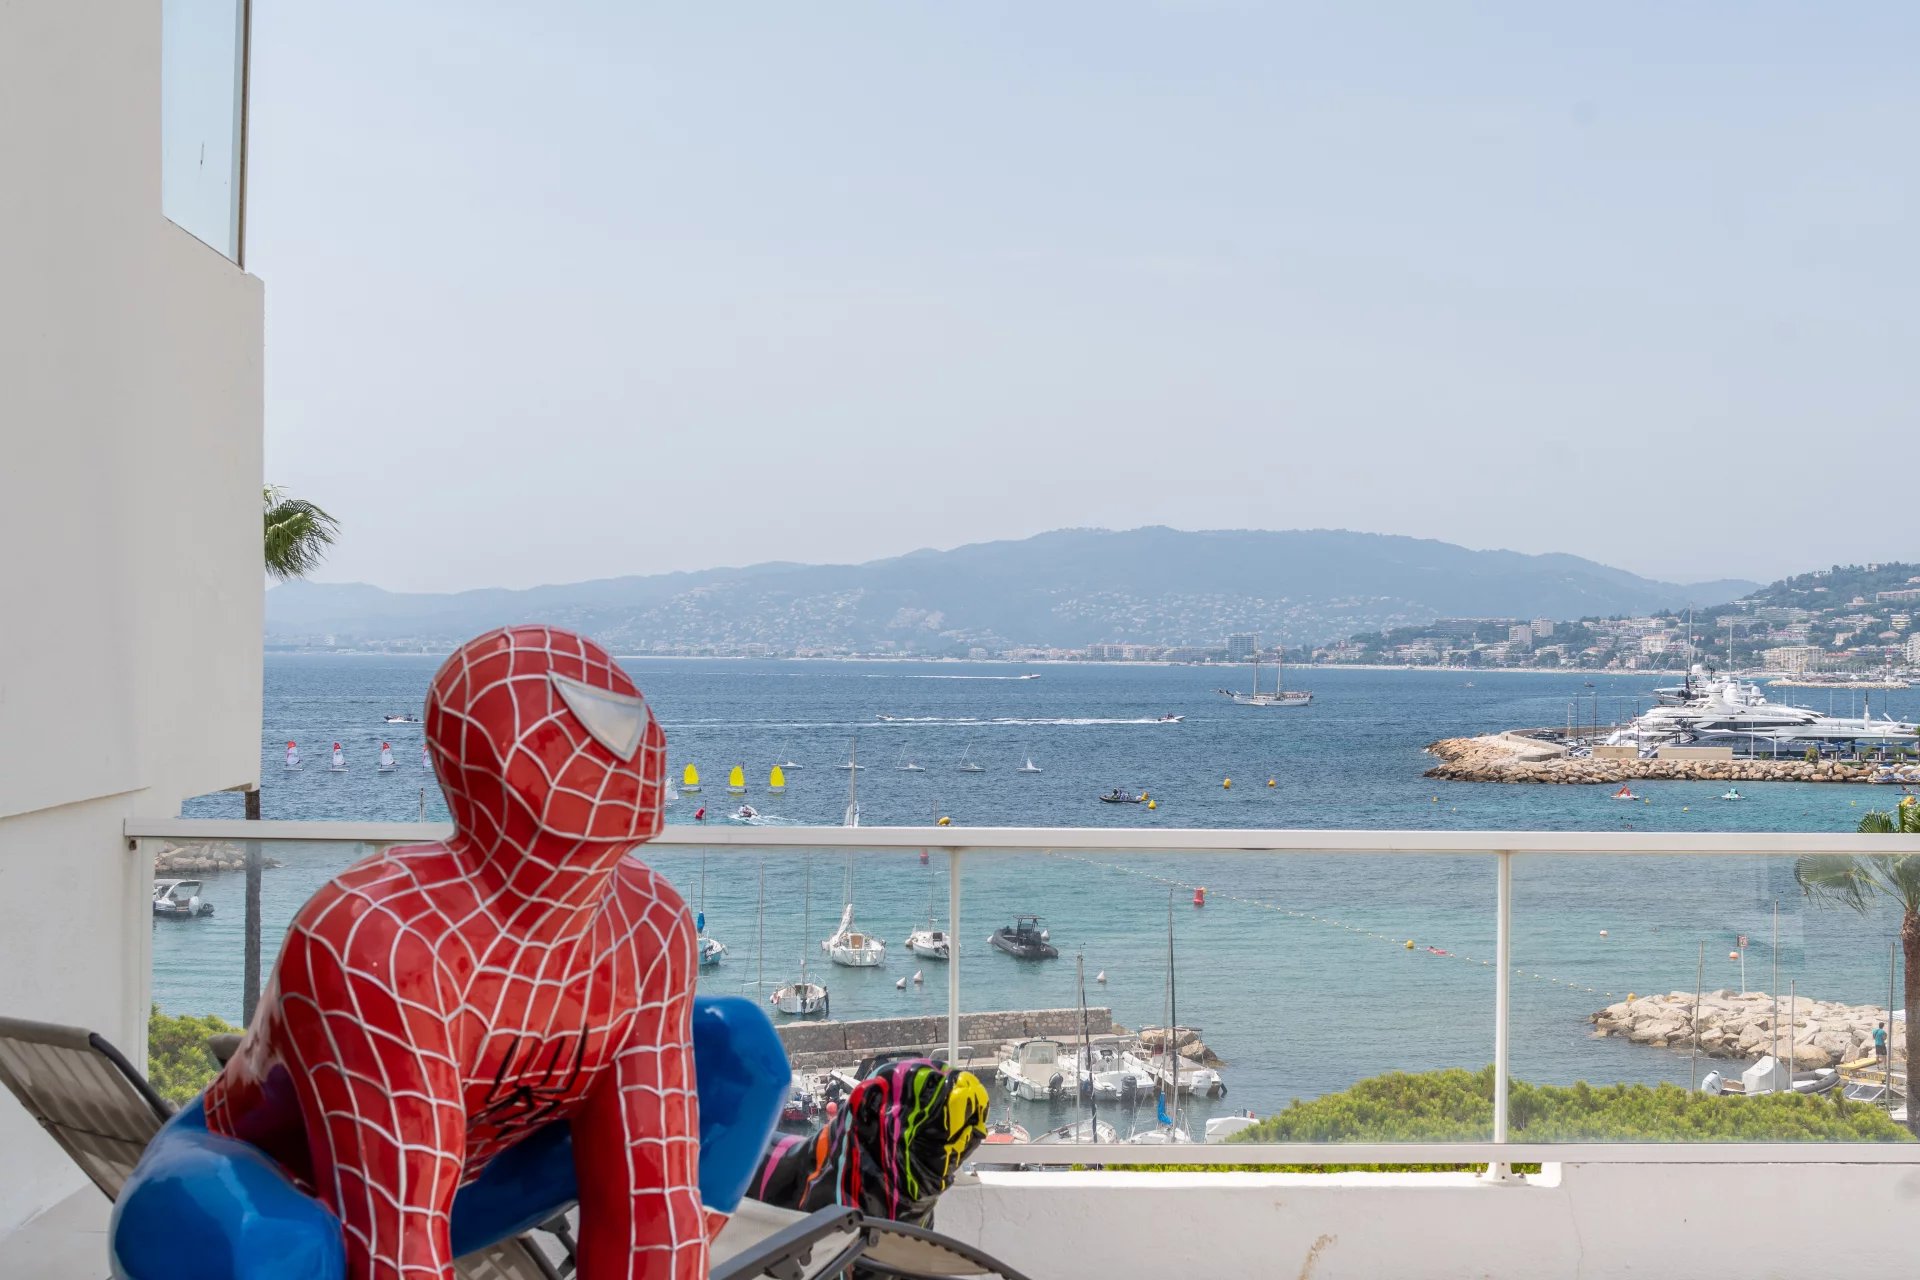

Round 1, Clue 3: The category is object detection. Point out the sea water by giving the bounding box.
[159,657,1918,1133]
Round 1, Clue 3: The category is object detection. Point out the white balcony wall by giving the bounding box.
[944,1166,1920,1278]
[0,0,263,1236]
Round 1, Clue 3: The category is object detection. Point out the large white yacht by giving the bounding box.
[1609,677,1918,752]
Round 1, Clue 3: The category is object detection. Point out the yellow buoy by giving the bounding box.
[1267,778,1276,788]
[1627,992,1637,1001]
[1404,939,1415,949]
[1222,778,1232,789]
[1146,799,1156,810]
[937,815,951,827]
[1431,796,1438,803]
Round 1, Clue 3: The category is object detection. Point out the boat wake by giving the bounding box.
[877,716,1179,727]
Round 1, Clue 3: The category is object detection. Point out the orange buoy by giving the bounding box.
[1193,887,1207,907]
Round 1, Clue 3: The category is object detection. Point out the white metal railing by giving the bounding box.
[127,819,1920,1167]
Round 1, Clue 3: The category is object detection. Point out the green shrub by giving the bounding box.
[1232,1066,1912,1146]
[145,1005,240,1106]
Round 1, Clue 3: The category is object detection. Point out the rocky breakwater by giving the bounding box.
[1426,734,1875,786]
[154,842,282,875]
[1137,1025,1223,1066]
[1592,990,1900,1070]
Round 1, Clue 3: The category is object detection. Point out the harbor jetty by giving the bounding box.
[1426,734,1878,786]
[1591,990,1901,1070]
[153,842,281,874]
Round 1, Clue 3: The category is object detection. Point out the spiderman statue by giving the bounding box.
[111,627,790,1280]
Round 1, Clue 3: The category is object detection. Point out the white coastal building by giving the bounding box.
[0,0,262,1254]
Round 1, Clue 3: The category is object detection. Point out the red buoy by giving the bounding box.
[1193,887,1207,907]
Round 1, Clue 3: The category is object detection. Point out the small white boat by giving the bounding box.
[728,804,758,823]
[1156,714,1183,723]
[328,743,347,772]
[1061,1043,1147,1105]
[1018,756,1042,774]
[1204,1113,1261,1143]
[698,936,727,967]
[382,713,420,725]
[284,741,301,770]
[837,736,865,771]
[895,744,926,772]
[152,879,213,919]
[906,926,950,960]
[1125,1124,1194,1145]
[695,852,724,966]
[1721,788,1742,801]
[1032,1118,1120,1145]
[957,742,986,773]
[377,742,396,773]
[997,1038,1072,1102]
[771,980,830,1017]
[420,743,431,770]
[1121,1047,1225,1098]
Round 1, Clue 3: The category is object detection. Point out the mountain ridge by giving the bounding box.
[266,526,1760,652]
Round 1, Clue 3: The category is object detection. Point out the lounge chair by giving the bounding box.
[711,1198,1033,1280]
[0,1016,562,1280]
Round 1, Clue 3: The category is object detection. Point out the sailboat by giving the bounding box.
[696,851,726,968]
[284,741,300,770]
[824,760,884,966]
[681,763,702,794]
[420,743,431,770]
[1221,634,1311,707]
[377,742,396,773]
[1018,755,1042,774]
[329,743,347,772]
[768,765,787,793]
[957,742,986,773]
[895,744,926,773]
[772,858,830,1016]
[837,736,865,771]
[727,765,746,795]
[1127,897,1195,1144]
[905,873,950,960]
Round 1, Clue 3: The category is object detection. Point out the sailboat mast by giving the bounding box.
[1079,952,1098,1141]
[1251,633,1260,698]
[1166,893,1178,1130]
[756,859,765,993]
[800,857,811,981]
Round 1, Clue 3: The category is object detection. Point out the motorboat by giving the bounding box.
[1124,1124,1193,1145]
[990,915,1058,960]
[980,1118,1031,1145]
[1098,789,1147,804]
[1156,713,1184,723]
[997,1038,1072,1102]
[152,880,213,919]
[1061,1043,1146,1106]
[1607,677,1920,754]
[823,902,885,967]
[1721,788,1742,801]
[1204,1113,1261,1143]
[1121,1047,1226,1098]
[728,805,758,823]
[382,713,421,725]
[1701,1056,1839,1098]
[1220,634,1311,707]
[697,936,727,967]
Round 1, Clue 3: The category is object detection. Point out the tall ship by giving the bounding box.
[1219,633,1311,707]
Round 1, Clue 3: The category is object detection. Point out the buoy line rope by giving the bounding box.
[1050,853,1620,999]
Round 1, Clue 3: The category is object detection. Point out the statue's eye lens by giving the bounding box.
[549,673,652,761]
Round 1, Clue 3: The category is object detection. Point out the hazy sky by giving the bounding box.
[252,3,1918,594]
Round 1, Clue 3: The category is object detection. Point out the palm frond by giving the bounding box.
[1794,854,1879,915]
[263,485,340,582]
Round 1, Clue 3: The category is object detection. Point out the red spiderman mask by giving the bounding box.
[427,626,667,850]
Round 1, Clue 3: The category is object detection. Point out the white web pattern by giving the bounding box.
[207,627,706,1280]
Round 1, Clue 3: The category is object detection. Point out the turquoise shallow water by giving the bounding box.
[161,657,1916,1133]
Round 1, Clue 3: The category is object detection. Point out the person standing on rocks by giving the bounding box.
[1874,1023,1888,1060]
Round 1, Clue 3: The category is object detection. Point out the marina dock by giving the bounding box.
[777,1007,1121,1077]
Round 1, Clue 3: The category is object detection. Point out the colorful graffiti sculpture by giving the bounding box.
[112,627,788,1280]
